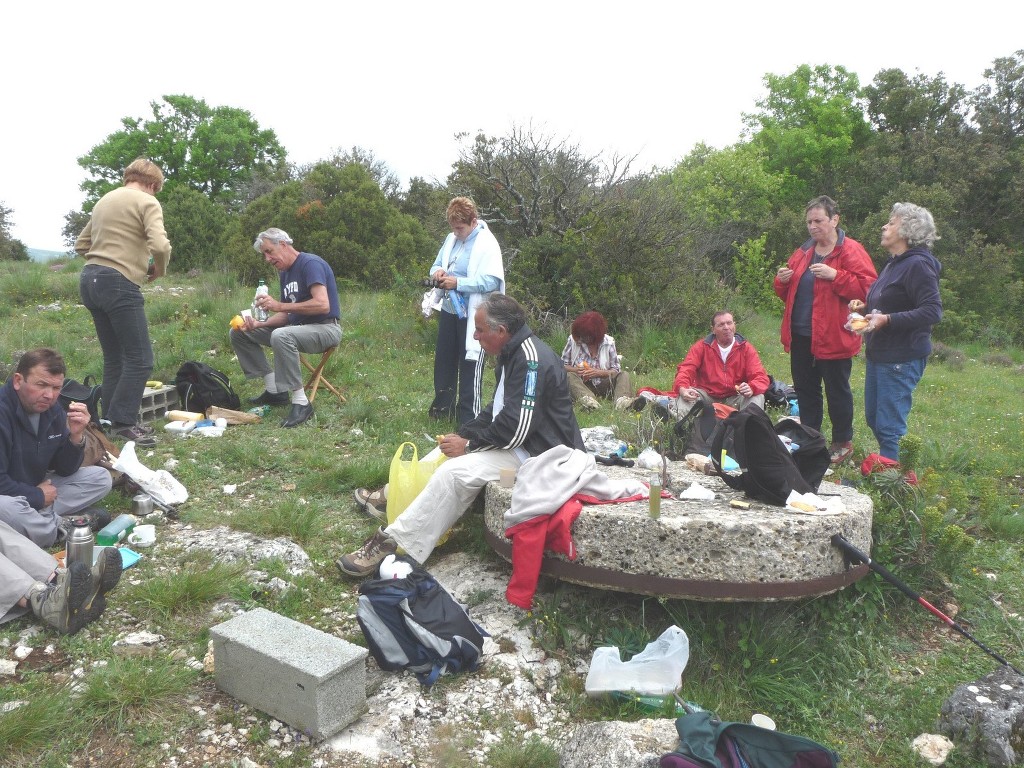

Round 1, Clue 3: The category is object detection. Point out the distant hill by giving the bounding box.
[28,247,71,262]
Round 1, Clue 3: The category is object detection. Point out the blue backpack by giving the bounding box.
[356,558,487,687]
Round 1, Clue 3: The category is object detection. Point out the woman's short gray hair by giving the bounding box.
[253,227,293,252]
[891,203,939,249]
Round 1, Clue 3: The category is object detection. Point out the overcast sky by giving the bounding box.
[2,1,1019,251]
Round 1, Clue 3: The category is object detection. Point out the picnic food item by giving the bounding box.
[849,300,866,313]
[229,314,245,330]
[145,380,163,388]
[848,316,870,332]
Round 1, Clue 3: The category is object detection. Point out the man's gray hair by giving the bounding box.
[480,294,527,336]
[253,227,293,252]
[891,203,939,249]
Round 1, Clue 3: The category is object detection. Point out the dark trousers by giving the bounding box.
[79,265,154,426]
[431,310,483,426]
[790,334,853,444]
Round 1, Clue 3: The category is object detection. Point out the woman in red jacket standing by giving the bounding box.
[774,196,877,464]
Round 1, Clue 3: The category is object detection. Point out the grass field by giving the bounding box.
[1,257,1023,767]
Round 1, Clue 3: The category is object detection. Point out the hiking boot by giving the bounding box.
[336,527,398,578]
[82,546,123,626]
[652,401,673,423]
[579,395,601,411]
[614,396,634,411]
[829,441,854,464]
[249,390,289,406]
[281,402,314,428]
[353,488,387,524]
[628,396,649,412]
[28,561,93,635]
[113,423,156,448]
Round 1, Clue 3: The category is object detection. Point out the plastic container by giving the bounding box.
[166,410,205,422]
[96,513,138,546]
[447,289,468,319]
[253,280,270,321]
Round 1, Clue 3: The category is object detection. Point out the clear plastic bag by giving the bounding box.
[585,624,690,696]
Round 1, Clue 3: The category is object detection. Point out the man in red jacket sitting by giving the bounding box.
[673,311,770,417]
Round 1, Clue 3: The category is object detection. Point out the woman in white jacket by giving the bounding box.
[428,197,505,425]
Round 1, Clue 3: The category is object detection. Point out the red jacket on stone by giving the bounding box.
[773,231,877,360]
[672,334,770,399]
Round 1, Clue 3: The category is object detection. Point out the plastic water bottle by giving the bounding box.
[96,513,137,547]
[253,280,270,322]
[447,290,468,319]
[65,517,94,567]
[788,399,800,422]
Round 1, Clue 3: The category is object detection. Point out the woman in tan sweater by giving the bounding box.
[75,158,171,447]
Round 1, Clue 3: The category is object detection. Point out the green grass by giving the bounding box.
[2,267,1024,766]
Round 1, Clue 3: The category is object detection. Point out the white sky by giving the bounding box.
[2,1,1019,251]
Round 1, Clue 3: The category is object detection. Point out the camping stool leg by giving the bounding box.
[301,346,346,404]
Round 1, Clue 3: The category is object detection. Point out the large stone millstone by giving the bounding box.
[483,460,872,601]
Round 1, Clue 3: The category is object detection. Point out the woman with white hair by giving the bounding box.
[858,202,943,461]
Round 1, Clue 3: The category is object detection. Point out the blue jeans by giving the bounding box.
[79,265,154,425]
[864,357,926,461]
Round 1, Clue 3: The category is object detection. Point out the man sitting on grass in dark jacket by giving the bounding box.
[0,348,112,548]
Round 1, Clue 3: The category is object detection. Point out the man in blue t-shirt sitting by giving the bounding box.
[230,227,342,428]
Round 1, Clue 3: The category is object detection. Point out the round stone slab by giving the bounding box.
[483,460,872,601]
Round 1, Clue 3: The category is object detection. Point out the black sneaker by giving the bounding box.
[250,390,290,406]
[281,402,314,428]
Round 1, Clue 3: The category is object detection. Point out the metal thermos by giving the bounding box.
[65,516,94,567]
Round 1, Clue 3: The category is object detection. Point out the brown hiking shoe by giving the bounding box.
[28,561,92,635]
[336,527,397,578]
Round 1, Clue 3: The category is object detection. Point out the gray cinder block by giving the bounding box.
[210,607,368,740]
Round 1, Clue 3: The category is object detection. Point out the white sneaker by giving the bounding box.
[579,395,601,411]
[614,396,633,411]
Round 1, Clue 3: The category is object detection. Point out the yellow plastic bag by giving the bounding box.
[386,442,448,525]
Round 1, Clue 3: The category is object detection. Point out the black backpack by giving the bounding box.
[356,558,487,688]
[764,376,796,409]
[774,417,830,490]
[59,375,103,423]
[709,405,814,506]
[673,390,734,457]
[173,361,240,413]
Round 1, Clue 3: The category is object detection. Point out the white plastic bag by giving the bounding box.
[636,447,664,470]
[584,625,689,696]
[112,441,189,507]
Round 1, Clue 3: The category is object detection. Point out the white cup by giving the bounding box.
[128,524,156,547]
[240,309,252,320]
[499,467,517,489]
[751,713,776,730]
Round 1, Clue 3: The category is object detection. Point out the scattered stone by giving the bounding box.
[560,719,679,768]
[112,630,165,656]
[0,659,18,676]
[912,733,956,766]
[940,665,1024,767]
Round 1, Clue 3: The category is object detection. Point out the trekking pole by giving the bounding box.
[831,534,1024,676]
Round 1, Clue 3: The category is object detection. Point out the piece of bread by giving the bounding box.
[849,300,866,313]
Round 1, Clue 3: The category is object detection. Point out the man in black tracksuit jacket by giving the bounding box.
[337,294,584,576]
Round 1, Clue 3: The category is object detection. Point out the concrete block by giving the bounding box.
[137,385,178,424]
[210,607,367,740]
